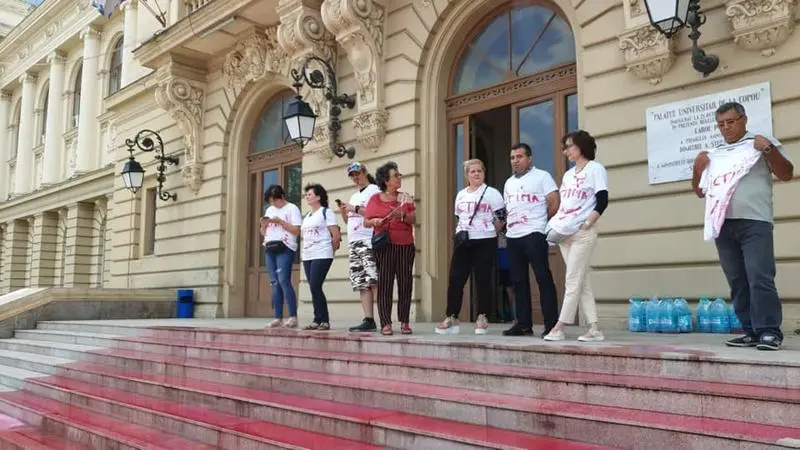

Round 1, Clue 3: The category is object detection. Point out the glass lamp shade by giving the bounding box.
[644,0,691,38]
[121,157,145,193]
[283,95,317,146]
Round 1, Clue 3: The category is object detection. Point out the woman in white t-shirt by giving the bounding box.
[300,183,341,331]
[543,130,609,342]
[260,184,303,329]
[436,159,506,335]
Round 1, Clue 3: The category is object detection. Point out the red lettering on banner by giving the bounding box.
[560,188,589,200]
[712,163,751,186]
[457,201,493,214]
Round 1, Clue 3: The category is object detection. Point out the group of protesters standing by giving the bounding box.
[259,129,609,341]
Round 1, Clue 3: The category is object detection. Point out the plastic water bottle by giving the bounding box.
[660,298,678,333]
[728,303,743,334]
[697,298,712,333]
[674,297,693,333]
[628,297,646,332]
[645,296,660,333]
[710,298,731,334]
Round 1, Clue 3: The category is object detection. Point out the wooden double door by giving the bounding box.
[449,85,578,324]
[245,145,303,317]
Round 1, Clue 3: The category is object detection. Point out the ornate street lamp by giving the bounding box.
[644,0,719,77]
[120,130,179,201]
[283,56,357,159]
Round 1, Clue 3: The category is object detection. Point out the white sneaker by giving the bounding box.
[435,317,460,335]
[543,329,565,341]
[283,317,298,328]
[474,314,489,335]
[578,329,605,342]
[265,319,282,328]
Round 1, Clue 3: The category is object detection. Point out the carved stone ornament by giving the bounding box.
[629,0,644,17]
[414,0,432,6]
[222,26,290,92]
[321,0,386,110]
[353,109,389,151]
[725,0,797,57]
[277,1,337,65]
[154,66,206,194]
[618,25,675,85]
[304,122,334,162]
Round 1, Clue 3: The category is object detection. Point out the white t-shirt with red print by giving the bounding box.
[699,139,763,241]
[503,168,559,239]
[454,184,505,240]
[547,161,608,236]
[347,184,381,244]
[263,202,302,252]
[301,207,339,261]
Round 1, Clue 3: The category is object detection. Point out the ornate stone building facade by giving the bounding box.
[1,0,798,331]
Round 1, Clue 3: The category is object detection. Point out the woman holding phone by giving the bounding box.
[260,184,302,329]
[364,161,416,336]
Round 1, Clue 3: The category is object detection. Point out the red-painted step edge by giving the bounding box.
[28,373,611,450]
[0,392,217,450]
[0,427,87,450]
[106,334,800,402]
[51,360,800,445]
[27,375,383,450]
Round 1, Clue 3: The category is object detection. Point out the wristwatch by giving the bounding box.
[764,144,775,154]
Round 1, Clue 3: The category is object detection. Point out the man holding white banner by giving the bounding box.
[691,102,793,351]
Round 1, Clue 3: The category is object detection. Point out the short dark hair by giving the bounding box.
[304,183,329,208]
[562,130,597,161]
[716,102,746,117]
[375,161,399,191]
[510,143,532,157]
[264,184,285,203]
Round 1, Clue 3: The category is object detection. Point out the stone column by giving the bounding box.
[121,0,139,86]
[62,202,94,287]
[13,72,37,194]
[0,219,30,292]
[169,0,183,26]
[75,26,102,174]
[29,211,59,287]
[42,52,66,186]
[0,92,10,201]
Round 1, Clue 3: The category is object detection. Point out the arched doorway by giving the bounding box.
[244,90,303,317]
[447,2,578,324]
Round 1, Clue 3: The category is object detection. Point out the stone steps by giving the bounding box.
[0,335,797,429]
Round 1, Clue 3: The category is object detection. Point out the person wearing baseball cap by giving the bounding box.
[338,162,381,332]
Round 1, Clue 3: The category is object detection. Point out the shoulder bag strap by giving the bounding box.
[468,186,489,226]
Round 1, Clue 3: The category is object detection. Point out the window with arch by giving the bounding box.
[71,64,82,128]
[452,4,576,95]
[250,90,295,153]
[39,84,49,146]
[108,37,123,95]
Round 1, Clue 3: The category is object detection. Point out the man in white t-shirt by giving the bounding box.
[691,102,794,351]
[502,143,561,337]
[337,162,381,332]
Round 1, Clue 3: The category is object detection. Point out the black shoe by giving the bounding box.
[725,334,758,348]
[756,334,782,351]
[348,317,377,332]
[502,324,533,336]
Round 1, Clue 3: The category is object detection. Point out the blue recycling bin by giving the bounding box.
[176,289,194,318]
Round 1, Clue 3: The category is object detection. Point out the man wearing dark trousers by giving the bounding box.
[502,143,561,337]
[691,102,793,351]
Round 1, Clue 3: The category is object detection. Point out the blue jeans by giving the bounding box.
[265,249,297,318]
[715,219,782,340]
[303,259,333,324]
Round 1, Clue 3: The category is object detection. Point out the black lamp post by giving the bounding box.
[644,0,719,77]
[283,56,356,159]
[120,129,179,201]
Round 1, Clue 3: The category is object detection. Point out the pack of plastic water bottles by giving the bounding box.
[627,296,743,334]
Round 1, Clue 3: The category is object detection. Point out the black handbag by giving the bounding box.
[371,230,390,251]
[453,186,488,250]
[264,240,288,254]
